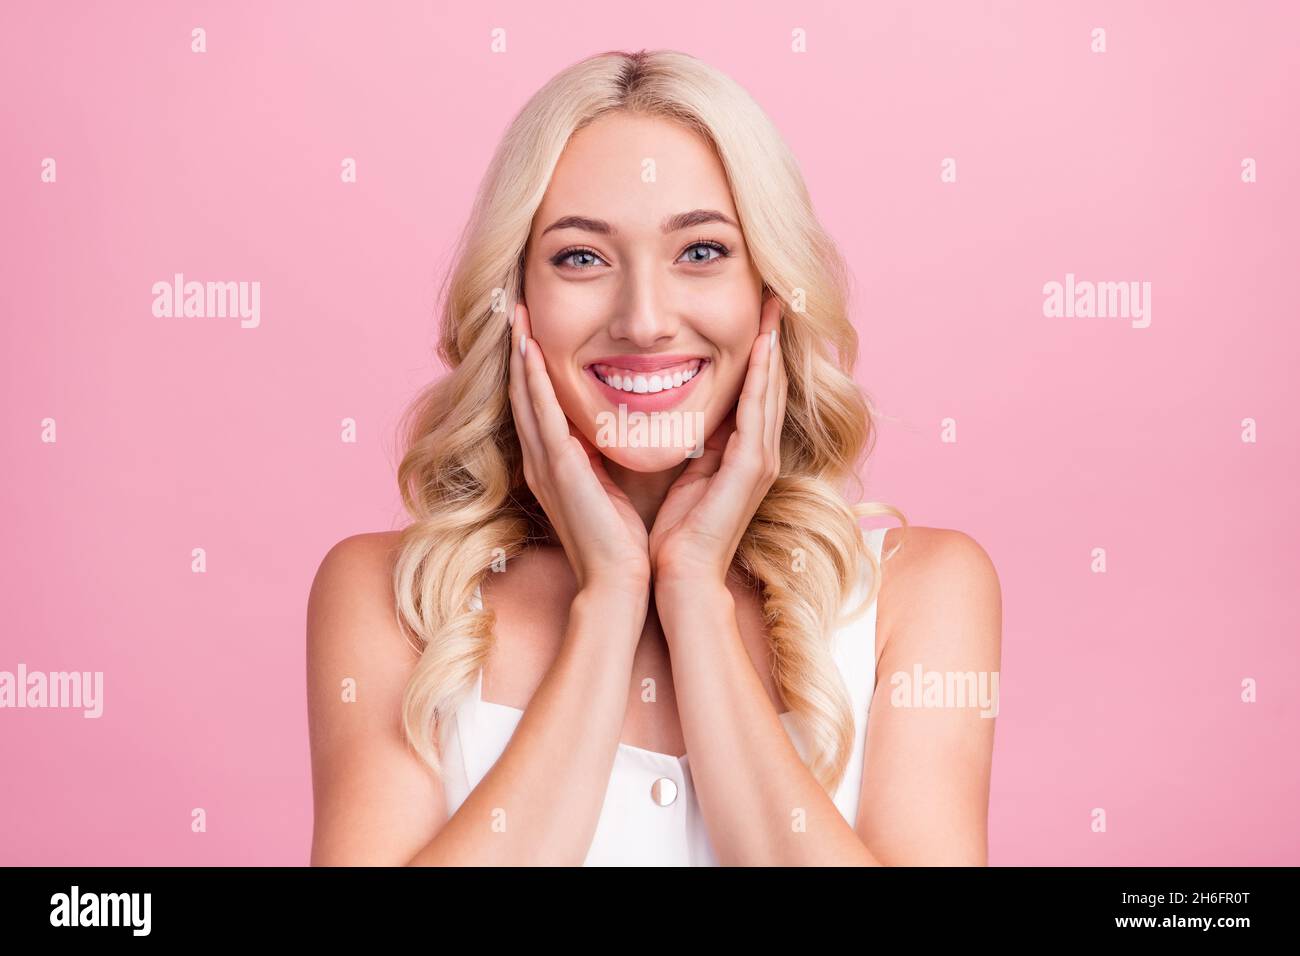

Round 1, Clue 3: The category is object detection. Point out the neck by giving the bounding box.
[602,456,690,531]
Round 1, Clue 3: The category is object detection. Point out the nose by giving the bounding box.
[605,263,678,348]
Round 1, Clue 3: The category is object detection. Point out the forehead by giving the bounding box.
[535,112,737,231]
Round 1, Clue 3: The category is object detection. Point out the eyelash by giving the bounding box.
[549,238,731,270]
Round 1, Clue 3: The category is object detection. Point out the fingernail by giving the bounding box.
[520,335,528,358]
[769,329,777,350]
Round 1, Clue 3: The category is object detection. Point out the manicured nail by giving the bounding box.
[769,329,776,350]
[520,335,528,358]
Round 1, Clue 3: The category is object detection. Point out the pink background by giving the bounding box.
[2,1,1297,866]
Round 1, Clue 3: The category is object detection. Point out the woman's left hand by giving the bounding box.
[648,294,786,589]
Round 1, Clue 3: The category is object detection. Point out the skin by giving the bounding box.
[307,112,1002,865]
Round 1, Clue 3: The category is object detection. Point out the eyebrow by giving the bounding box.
[539,209,739,237]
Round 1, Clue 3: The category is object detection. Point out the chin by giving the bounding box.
[596,443,696,473]
[577,395,715,473]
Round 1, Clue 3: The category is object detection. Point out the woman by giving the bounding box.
[306,49,1001,866]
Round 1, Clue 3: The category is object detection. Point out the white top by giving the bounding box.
[438,525,887,865]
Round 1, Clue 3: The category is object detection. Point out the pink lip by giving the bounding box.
[586,353,704,373]
[585,360,708,413]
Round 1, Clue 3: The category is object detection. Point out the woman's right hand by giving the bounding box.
[509,302,651,597]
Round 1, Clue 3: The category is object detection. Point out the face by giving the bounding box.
[522,111,765,472]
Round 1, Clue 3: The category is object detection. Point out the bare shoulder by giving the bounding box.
[306,529,445,866]
[856,525,1001,864]
[306,528,414,731]
[309,530,404,610]
[306,531,413,674]
[876,526,1002,660]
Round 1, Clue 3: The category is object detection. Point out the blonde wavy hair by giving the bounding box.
[394,48,906,795]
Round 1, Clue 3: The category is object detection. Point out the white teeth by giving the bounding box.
[592,360,705,392]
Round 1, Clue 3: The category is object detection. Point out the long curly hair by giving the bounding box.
[393,48,905,794]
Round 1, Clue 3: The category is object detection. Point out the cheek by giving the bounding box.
[524,282,603,358]
[521,309,590,419]
[686,271,761,336]
[701,294,761,373]
[713,355,751,417]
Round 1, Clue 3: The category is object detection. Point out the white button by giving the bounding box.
[650,777,678,806]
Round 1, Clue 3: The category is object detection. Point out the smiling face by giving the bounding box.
[522,110,764,472]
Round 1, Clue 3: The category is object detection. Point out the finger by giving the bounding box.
[572,421,616,475]
[679,411,732,479]
[734,321,772,469]
[773,352,787,467]
[570,421,600,461]
[518,324,575,461]
[509,301,543,465]
[571,423,622,492]
[763,297,782,459]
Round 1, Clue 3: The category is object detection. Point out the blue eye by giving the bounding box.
[678,240,729,264]
[549,239,732,271]
[551,247,608,270]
